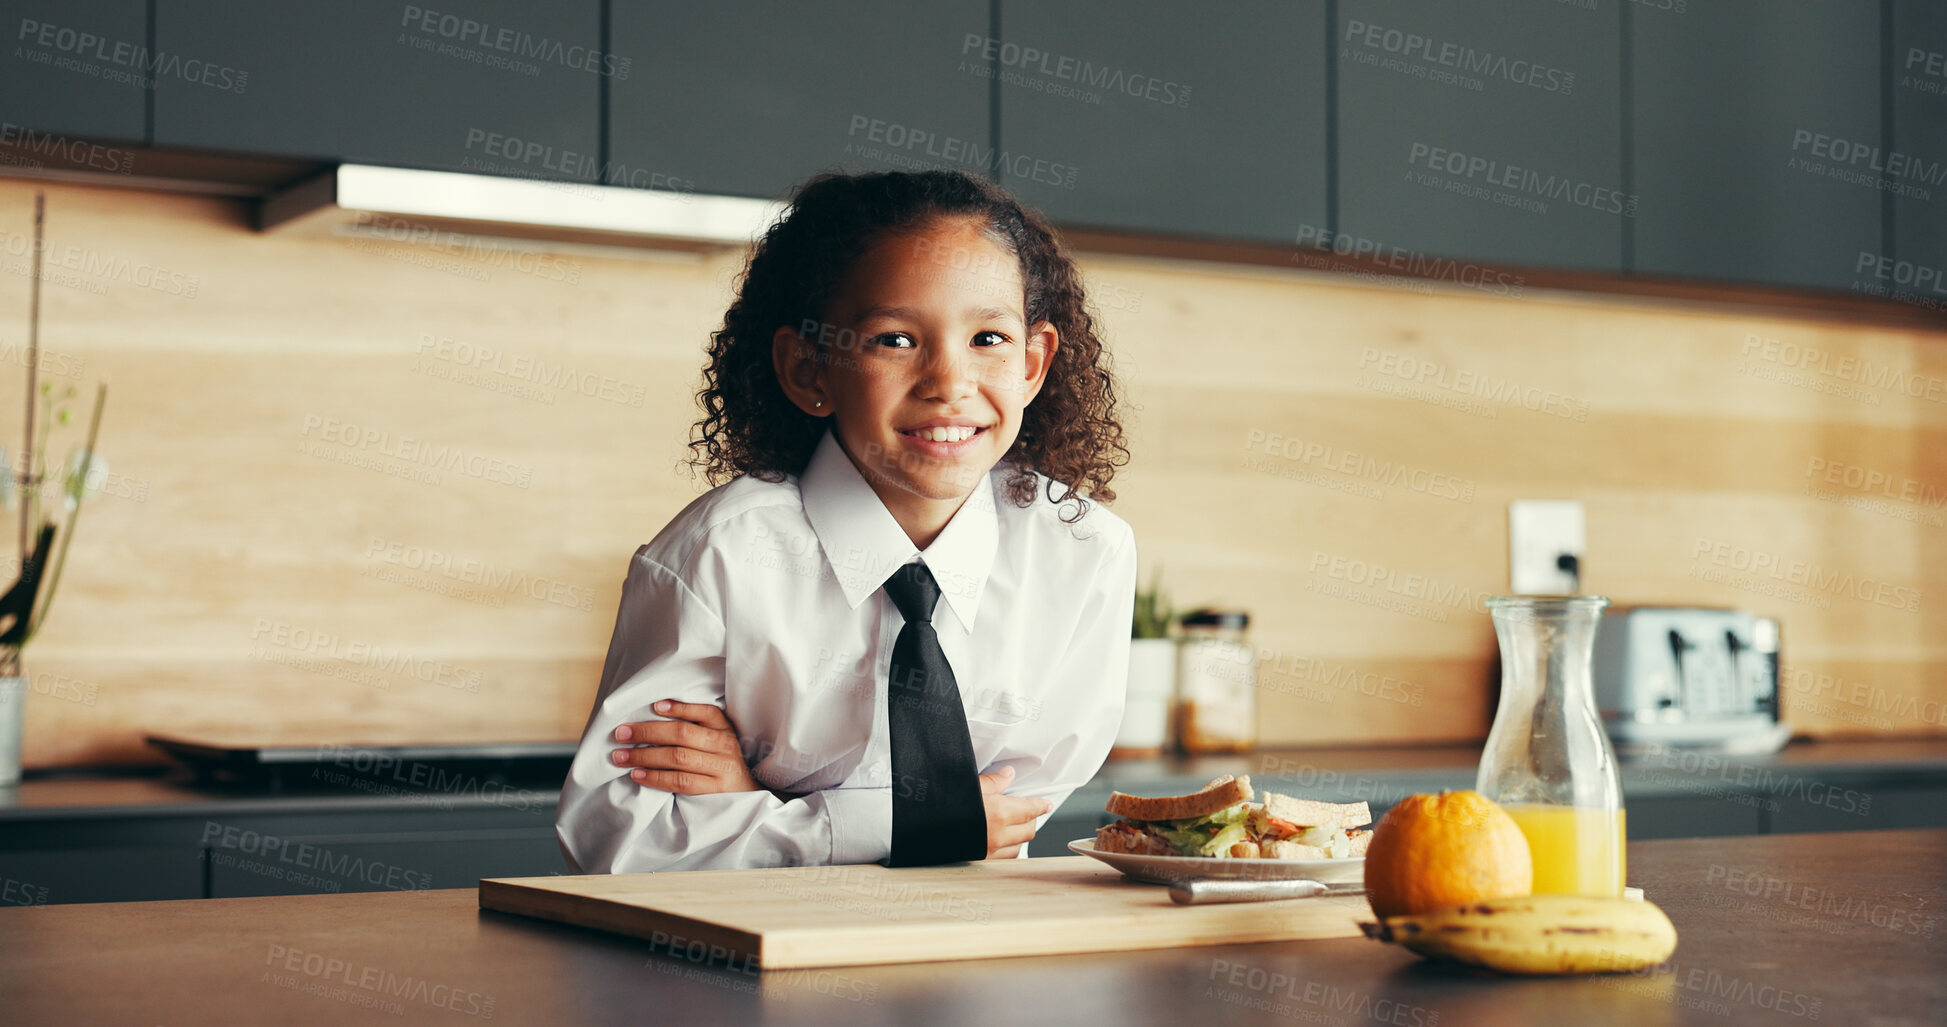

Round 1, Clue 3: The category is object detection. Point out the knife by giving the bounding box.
[1168,877,1365,905]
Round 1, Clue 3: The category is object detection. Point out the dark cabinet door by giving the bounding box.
[995,0,1327,244]
[207,832,565,898]
[0,846,204,905]
[1630,0,1883,292]
[1337,0,1625,272]
[1889,0,1947,313]
[1769,785,1947,835]
[1624,795,1764,840]
[152,0,602,180]
[996,1,1331,244]
[0,0,148,142]
[609,0,990,200]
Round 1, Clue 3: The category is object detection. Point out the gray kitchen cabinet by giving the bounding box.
[1624,795,1765,840]
[608,0,990,201]
[0,0,148,142]
[1336,0,1625,272]
[1630,0,1883,292]
[152,0,601,180]
[995,0,1328,244]
[0,846,204,905]
[1889,0,1947,311]
[0,792,567,904]
[1770,784,1947,836]
[207,831,564,898]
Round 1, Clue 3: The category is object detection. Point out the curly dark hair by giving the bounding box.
[687,169,1128,521]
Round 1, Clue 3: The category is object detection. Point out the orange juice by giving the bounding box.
[1502,804,1627,896]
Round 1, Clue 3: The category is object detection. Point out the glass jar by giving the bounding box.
[1174,609,1255,754]
[1476,595,1626,896]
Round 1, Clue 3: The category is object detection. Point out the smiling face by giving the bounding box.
[773,215,1058,546]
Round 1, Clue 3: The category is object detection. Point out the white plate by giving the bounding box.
[1066,839,1365,886]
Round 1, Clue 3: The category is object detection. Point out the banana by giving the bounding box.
[1360,894,1678,975]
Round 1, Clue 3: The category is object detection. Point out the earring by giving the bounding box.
[813,400,823,409]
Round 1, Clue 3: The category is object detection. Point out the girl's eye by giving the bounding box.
[972,331,1009,347]
[872,332,916,349]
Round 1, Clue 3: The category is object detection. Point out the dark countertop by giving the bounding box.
[5,737,1945,822]
[2,829,1940,1026]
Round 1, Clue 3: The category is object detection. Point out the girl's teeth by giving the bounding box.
[915,426,975,442]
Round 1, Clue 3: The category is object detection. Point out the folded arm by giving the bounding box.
[612,702,1050,862]
[556,549,891,873]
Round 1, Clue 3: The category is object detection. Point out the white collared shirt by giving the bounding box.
[556,428,1137,873]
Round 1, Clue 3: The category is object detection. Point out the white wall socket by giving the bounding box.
[1509,500,1585,594]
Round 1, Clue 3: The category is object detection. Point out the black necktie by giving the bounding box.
[883,561,987,866]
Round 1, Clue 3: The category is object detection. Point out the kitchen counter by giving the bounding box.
[1074,736,1947,822]
[2,829,1940,1025]
[4,737,1945,904]
[9,736,1945,817]
[1075,737,1947,842]
[1085,736,1947,795]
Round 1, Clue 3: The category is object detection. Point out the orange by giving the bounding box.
[1363,790,1533,918]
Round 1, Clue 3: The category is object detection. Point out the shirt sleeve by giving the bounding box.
[1000,521,1138,856]
[555,547,891,873]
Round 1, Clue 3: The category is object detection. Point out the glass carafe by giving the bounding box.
[1476,595,1626,896]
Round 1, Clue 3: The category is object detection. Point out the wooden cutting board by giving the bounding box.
[479,856,1370,969]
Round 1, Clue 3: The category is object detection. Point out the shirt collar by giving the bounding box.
[798,427,999,632]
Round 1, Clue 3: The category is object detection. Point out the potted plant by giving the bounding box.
[1111,564,1177,760]
[0,193,110,787]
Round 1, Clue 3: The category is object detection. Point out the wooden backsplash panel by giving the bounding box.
[2,180,1943,769]
[1096,255,1947,744]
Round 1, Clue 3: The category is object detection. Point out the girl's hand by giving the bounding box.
[980,765,1053,859]
[610,699,761,795]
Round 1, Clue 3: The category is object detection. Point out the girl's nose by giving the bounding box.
[917,345,978,400]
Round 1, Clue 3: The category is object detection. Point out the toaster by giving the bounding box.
[1591,606,1792,754]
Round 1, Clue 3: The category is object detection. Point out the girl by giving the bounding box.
[556,169,1135,873]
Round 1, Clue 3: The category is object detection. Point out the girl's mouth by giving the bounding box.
[898,424,989,455]
[900,425,985,443]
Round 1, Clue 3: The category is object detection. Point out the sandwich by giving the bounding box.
[1093,775,1372,860]
[1095,775,1257,858]
[1243,791,1373,859]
